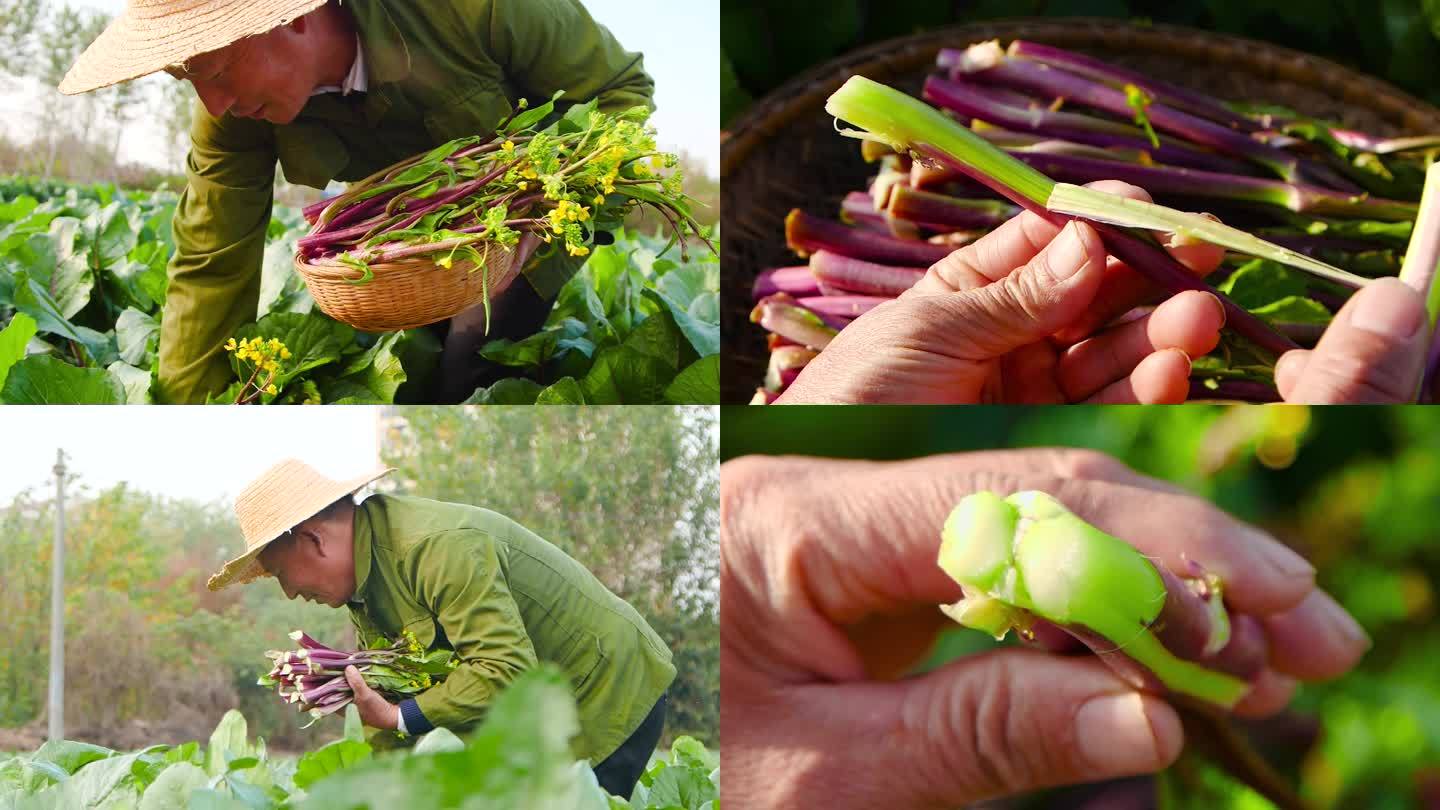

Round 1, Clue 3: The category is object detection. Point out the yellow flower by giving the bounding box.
[265,383,278,396]
[593,194,604,205]
[650,155,666,169]
[224,338,237,352]
[502,139,515,152]
[517,181,528,191]
[279,347,292,360]
[567,244,590,257]
[522,167,538,179]
[263,359,279,373]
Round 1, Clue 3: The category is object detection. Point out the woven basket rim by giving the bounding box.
[721,16,1440,178]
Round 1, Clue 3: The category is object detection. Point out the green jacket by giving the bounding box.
[158,0,654,404]
[345,494,675,763]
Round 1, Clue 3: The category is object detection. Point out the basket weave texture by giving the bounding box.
[720,18,1440,403]
[296,245,519,333]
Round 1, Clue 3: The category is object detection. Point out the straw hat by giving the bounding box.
[58,0,329,95]
[207,458,392,592]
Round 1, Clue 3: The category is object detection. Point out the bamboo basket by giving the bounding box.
[295,242,521,333]
[720,18,1440,403]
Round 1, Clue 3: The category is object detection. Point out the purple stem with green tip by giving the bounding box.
[923,76,1257,175]
[955,52,1359,191]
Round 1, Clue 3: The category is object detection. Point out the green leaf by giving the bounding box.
[480,319,594,371]
[1252,296,1333,325]
[641,289,718,358]
[536,377,587,404]
[137,762,209,810]
[234,312,354,390]
[115,307,159,366]
[40,218,94,319]
[337,332,407,403]
[81,201,141,270]
[464,377,544,404]
[293,739,372,789]
[664,356,720,404]
[1216,260,1311,310]
[1,355,124,404]
[502,90,565,135]
[204,711,259,779]
[0,313,39,391]
[107,361,152,404]
[11,270,112,364]
[30,740,114,775]
[580,345,672,404]
[411,729,465,755]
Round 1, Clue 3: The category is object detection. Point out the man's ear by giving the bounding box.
[298,525,327,557]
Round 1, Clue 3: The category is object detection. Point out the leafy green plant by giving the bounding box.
[0,178,719,404]
[0,667,718,809]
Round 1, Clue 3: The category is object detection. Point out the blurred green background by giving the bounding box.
[721,0,1440,127]
[722,405,1440,809]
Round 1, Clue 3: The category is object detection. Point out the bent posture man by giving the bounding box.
[60,0,653,403]
[209,459,675,798]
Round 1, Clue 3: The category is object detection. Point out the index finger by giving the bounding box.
[731,453,1314,625]
[908,181,1156,296]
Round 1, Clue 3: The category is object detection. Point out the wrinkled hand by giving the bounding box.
[777,182,1227,404]
[344,665,399,730]
[1276,277,1429,403]
[721,449,1369,809]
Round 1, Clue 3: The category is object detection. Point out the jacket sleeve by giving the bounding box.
[481,0,656,115]
[156,102,277,404]
[403,529,539,731]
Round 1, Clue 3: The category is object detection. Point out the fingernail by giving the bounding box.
[1351,279,1424,339]
[1076,693,1164,774]
[1205,293,1227,328]
[1316,592,1371,651]
[1045,222,1092,281]
[1249,528,1315,580]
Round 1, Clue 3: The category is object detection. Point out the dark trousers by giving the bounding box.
[593,693,668,799]
[435,278,553,403]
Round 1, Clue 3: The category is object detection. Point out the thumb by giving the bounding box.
[1283,277,1427,403]
[344,665,366,694]
[820,649,1182,806]
[945,221,1107,359]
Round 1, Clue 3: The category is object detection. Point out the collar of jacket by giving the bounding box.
[346,0,412,123]
[348,497,376,606]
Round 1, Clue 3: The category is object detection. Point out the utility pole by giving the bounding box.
[47,448,66,742]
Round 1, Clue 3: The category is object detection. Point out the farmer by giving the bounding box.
[207,459,675,799]
[58,0,653,404]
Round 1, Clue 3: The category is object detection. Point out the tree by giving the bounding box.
[36,5,110,178]
[0,0,43,80]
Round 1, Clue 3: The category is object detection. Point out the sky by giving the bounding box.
[0,407,381,504]
[25,0,719,176]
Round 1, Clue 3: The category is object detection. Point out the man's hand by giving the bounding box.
[777,182,1227,404]
[721,450,1369,809]
[344,665,399,730]
[1276,277,1430,403]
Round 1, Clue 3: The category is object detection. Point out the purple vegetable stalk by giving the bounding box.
[786,209,955,266]
[951,42,1359,191]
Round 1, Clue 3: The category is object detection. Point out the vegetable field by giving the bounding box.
[0,668,719,809]
[0,177,719,405]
